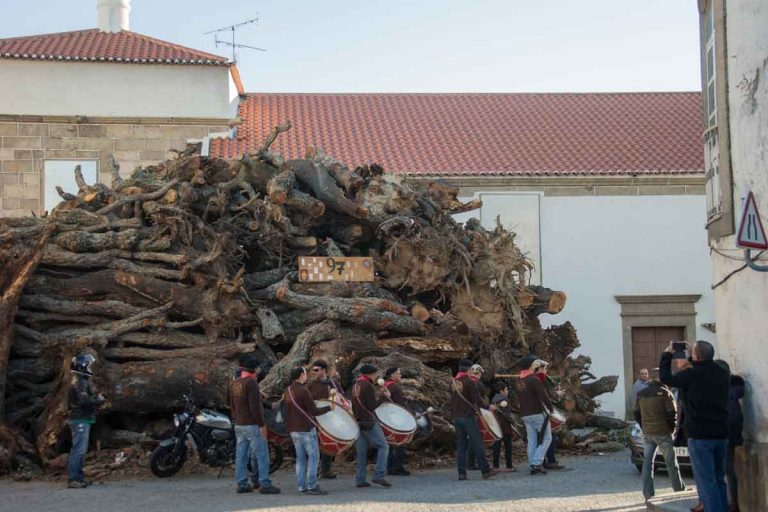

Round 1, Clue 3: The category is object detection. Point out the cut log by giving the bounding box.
[517,286,568,316]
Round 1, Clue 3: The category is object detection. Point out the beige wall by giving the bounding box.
[0,118,229,217]
[0,60,239,118]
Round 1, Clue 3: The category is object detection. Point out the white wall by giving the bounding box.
[0,60,235,118]
[713,0,768,445]
[458,192,716,418]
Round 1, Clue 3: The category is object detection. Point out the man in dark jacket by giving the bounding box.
[284,366,332,495]
[451,359,497,481]
[634,368,685,500]
[228,354,280,495]
[490,380,516,472]
[308,359,347,479]
[352,364,392,488]
[660,341,729,512]
[715,360,745,512]
[519,357,553,475]
[67,353,104,489]
[384,367,411,476]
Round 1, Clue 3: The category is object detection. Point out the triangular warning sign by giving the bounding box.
[737,191,768,250]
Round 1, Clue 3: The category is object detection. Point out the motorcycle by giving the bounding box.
[149,394,285,478]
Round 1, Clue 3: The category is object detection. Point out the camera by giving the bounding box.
[672,341,687,352]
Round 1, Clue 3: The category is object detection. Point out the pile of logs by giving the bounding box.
[0,123,617,472]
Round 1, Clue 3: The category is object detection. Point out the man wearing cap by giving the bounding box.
[308,359,347,479]
[352,364,392,488]
[451,359,498,480]
[466,363,487,470]
[384,367,411,476]
[518,355,553,475]
[228,354,281,494]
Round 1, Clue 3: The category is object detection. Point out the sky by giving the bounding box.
[0,0,702,93]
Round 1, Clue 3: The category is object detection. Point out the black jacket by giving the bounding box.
[659,352,729,439]
[68,376,98,422]
[728,375,745,446]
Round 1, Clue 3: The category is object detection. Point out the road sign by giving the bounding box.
[737,191,768,250]
[298,256,375,282]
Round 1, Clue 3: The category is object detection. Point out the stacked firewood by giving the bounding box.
[0,123,617,471]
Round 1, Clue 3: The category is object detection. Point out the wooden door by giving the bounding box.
[631,326,685,377]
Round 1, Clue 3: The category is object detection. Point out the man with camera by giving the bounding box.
[660,340,730,512]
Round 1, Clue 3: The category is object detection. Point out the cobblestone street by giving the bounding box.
[0,450,692,512]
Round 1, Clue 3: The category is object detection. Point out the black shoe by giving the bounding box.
[320,472,337,480]
[259,485,281,494]
[544,462,564,470]
[356,482,371,488]
[529,465,548,475]
[82,480,93,487]
[458,474,468,481]
[372,478,392,487]
[67,480,88,489]
[306,486,328,495]
[236,484,254,494]
[482,469,499,479]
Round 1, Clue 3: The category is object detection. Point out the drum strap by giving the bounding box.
[287,387,321,431]
[451,378,479,415]
[353,383,380,425]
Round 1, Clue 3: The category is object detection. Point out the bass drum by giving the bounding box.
[477,408,502,447]
[550,408,567,432]
[405,399,433,440]
[375,402,417,446]
[315,400,359,455]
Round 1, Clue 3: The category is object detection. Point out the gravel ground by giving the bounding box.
[0,449,690,512]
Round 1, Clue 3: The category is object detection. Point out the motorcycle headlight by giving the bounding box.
[174,413,189,427]
[173,414,181,427]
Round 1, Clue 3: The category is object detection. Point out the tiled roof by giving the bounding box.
[0,29,229,65]
[210,92,704,176]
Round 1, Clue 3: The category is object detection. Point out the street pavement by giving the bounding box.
[0,449,692,512]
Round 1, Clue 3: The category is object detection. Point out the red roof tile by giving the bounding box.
[210,92,704,176]
[0,29,229,65]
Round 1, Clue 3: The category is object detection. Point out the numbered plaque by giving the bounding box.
[298,256,375,282]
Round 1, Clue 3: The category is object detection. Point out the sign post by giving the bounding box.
[736,191,768,272]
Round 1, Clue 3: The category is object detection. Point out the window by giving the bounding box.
[44,160,98,214]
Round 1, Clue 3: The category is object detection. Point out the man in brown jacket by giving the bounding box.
[352,364,392,488]
[308,359,347,479]
[451,359,497,480]
[519,356,553,475]
[384,367,411,476]
[284,366,333,495]
[634,368,685,500]
[228,355,280,494]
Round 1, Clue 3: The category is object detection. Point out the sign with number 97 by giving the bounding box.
[298,256,375,282]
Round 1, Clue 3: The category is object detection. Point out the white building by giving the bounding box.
[698,1,768,509]
[210,92,717,419]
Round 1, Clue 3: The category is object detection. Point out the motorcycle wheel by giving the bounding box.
[150,443,187,478]
[269,442,284,474]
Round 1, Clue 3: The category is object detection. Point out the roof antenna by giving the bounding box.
[204,15,266,63]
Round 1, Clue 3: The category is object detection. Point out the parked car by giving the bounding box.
[628,422,691,473]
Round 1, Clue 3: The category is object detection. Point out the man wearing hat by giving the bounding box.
[228,354,281,494]
[518,354,554,475]
[451,359,498,480]
[352,364,392,488]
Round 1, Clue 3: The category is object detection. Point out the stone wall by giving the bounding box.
[0,118,229,217]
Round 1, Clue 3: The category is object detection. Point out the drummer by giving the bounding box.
[518,355,553,475]
[451,359,498,481]
[308,359,347,479]
[383,367,411,477]
[352,364,392,488]
[284,366,334,495]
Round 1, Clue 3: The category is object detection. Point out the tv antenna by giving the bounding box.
[204,15,266,63]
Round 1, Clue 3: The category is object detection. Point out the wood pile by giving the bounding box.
[0,123,617,472]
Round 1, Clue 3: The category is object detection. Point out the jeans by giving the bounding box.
[234,424,272,489]
[454,416,489,475]
[726,443,739,510]
[492,433,513,469]
[642,433,685,499]
[320,453,334,475]
[688,438,729,512]
[546,435,558,464]
[522,414,551,467]
[67,422,91,481]
[355,423,389,484]
[290,429,320,492]
[388,445,406,472]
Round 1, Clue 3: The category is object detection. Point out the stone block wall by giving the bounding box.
[0,118,229,217]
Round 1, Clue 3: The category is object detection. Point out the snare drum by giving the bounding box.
[314,400,359,455]
[375,402,417,446]
[550,408,567,432]
[477,408,503,447]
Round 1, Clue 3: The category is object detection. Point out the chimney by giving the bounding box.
[97,0,131,33]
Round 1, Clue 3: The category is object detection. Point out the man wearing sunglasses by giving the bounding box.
[308,359,348,479]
